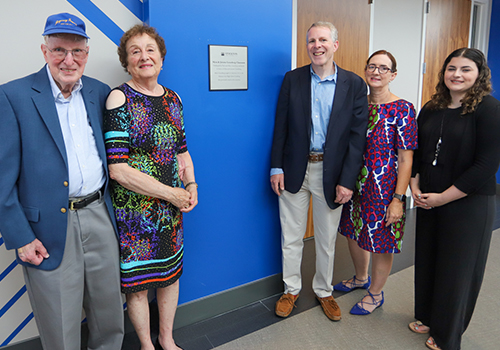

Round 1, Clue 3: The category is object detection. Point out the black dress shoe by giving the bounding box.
[154,338,163,350]
[155,338,183,350]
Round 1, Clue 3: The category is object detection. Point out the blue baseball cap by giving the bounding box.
[42,13,90,39]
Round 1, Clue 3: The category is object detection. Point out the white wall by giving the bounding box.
[371,0,426,110]
[0,0,140,346]
[0,0,139,87]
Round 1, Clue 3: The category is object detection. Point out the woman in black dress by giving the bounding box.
[409,48,500,349]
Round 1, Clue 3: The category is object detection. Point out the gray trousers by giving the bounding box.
[23,198,124,350]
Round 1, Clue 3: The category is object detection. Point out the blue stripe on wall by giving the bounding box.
[0,285,27,318]
[0,312,34,347]
[0,261,18,283]
[142,0,150,24]
[66,0,125,45]
[0,236,4,246]
[119,0,144,21]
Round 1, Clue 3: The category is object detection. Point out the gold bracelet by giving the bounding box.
[185,182,198,189]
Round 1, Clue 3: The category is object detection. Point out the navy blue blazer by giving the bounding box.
[0,66,116,270]
[270,64,368,209]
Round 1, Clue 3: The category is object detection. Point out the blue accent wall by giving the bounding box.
[67,0,125,45]
[489,0,500,182]
[490,0,500,100]
[147,0,292,304]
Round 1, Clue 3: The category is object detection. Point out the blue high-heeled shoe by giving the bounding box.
[333,275,371,292]
[350,290,384,315]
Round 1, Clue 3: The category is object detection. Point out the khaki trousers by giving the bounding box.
[279,161,341,298]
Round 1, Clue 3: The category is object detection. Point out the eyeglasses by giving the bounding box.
[47,47,89,60]
[366,64,392,74]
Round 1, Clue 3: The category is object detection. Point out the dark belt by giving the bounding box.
[69,186,104,211]
[308,153,324,162]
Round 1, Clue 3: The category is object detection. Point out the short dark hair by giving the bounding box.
[428,48,491,114]
[117,24,167,73]
[366,50,397,72]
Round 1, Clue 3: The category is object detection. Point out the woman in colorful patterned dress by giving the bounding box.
[104,25,197,350]
[335,50,417,315]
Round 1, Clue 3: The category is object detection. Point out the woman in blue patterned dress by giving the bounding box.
[104,25,197,350]
[335,50,417,315]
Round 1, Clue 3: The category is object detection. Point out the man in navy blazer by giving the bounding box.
[0,13,123,349]
[270,22,368,321]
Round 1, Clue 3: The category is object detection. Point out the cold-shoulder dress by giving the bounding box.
[104,83,186,293]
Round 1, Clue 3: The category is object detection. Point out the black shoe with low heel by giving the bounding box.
[154,338,163,350]
[155,338,183,350]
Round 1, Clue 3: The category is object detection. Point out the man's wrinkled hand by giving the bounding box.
[17,239,49,266]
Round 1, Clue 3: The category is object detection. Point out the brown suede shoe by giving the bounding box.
[316,295,341,321]
[275,293,299,317]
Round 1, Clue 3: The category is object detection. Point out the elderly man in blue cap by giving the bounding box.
[0,13,124,349]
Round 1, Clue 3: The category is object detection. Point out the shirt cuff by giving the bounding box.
[270,168,284,176]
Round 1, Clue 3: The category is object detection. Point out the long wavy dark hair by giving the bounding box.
[427,48,491,115]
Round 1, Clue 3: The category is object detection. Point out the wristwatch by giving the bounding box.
[393,193,406,202]
[392,193,406,202]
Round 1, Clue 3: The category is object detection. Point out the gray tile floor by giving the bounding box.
[162,210,415,350]
[122,197,500,350]
[214,228,500,350]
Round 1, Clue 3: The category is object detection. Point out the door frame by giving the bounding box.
[418,0,493,109]
[469,0,493,54]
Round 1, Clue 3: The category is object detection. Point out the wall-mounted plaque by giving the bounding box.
[209,45,248,91]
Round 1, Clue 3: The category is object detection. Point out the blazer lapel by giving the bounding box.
[81,84,108,176]
[31,67,68,166]
[324,66,351,148]
[300,65,313,139]
[330,67,349,120]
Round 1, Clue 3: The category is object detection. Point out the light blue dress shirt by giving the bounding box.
[310,64,337,151]
[46,66,105,197]
[270,64,338,176]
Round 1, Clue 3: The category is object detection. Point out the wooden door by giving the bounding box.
[297,0,371,238]
[421,0,471,105]
[297,0,370,76]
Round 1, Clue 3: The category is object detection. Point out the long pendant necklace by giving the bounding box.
[432,112,445,166]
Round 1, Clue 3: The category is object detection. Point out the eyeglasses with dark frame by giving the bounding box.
[47,47,89,60]
[366,64,393,74]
